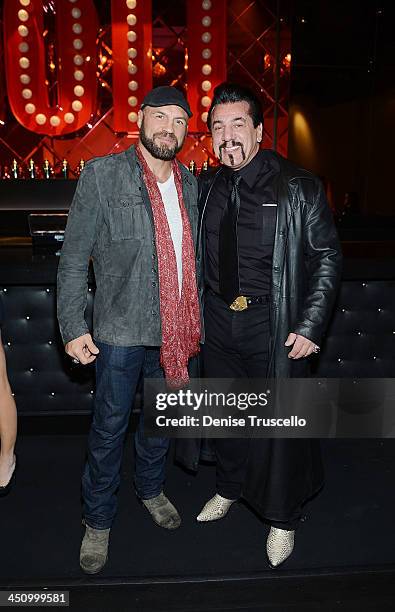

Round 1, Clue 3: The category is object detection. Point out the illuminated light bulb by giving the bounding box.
[74,85,84,96]
[19,57,30,69]
[201,32,212,43]
[202,0,212,9]
[71,8,81,18]
[128,112,138,122]
[128,63,138,74]
[202,16,211,27]
[25,103,35,114]
[50,116,61,127]
[73,54,84,66]
[128,96,138,106]
[18,9,29,22]
[127,14,137,26]
[74,70,84,81]
[19,42,29,52]
[201,80,212,91]
[64,112,75,124]
[72,100,83,111]
[20,74,31,84]
[128,48,137,59]
[127,31,137,42]
[202,64,212,75]
[202,48,212,59]
[128,80,138,91]
[18,25,29,37]
[19,0,31,6]
[201,95,211,107]
[35,113,47,125]
[72,23,82,34]
[22,88,32,99]
[201,112,208,123]
[73,39,83,50]
[126,0,137,8]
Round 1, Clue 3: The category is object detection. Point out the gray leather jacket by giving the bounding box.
[57,145,199,346]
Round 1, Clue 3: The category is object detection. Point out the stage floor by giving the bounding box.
[2,433,395,610]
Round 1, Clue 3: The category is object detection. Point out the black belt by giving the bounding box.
[244,295,270,305]
[208,289,269,310]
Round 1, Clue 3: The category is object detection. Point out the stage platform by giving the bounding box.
[1,425,395,611]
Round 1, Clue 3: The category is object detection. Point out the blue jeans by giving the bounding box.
[82,341,169,529]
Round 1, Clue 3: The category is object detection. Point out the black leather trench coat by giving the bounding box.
[175,151,342,524]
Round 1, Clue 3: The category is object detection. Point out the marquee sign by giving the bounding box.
[1,0,227,136]
[3,0,98,136]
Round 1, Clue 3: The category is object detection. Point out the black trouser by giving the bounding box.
[203,291,270,496]
[203,291,298,530]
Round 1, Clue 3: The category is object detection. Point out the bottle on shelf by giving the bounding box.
[11,159,20,179]
[76,159,85,175]
[28,159,36,179]
[200,159,209,175]
[43,159,53,179]
[1,166,11,180]
[188,160,197,176]
[61,159,69,179]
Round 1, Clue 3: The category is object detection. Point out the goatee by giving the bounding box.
[219,141,246,165]
[139,121,182,161]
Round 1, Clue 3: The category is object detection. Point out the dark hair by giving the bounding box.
[207,82,264,131]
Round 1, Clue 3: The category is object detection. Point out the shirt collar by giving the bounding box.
[223,149,276,189]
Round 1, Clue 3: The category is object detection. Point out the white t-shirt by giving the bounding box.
[157,172,183,295]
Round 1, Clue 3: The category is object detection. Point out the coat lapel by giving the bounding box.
[124,145,155,229]
[271,171,297,293]
[179,163,199,241]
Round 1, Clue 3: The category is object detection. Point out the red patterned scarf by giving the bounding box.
[136,145,200,387]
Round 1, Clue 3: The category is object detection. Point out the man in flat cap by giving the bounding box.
[57,86,200,574]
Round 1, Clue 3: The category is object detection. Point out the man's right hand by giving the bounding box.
[65,333,100,365]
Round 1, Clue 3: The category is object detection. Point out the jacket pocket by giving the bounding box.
[108,195,147,240]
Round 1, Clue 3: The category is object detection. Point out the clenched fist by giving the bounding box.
[65,333,100,365]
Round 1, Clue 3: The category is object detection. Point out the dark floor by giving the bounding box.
[1,433,395,610]
[62,572,395,612]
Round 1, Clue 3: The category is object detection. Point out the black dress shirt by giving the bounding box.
[204,149,280,296]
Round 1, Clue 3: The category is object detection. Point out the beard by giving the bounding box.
[139,120,183,161]
[218,140,246,166]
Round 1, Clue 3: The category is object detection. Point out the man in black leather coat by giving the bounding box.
[176,82,342,568]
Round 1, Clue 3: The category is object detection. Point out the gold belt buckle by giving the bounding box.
[230,296,248,311]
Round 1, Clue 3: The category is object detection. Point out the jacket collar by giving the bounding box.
[124,143,193,186]
[123,144,196,220]
[123,144,143,197]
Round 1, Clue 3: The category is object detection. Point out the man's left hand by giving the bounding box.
[285,333,319,359]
